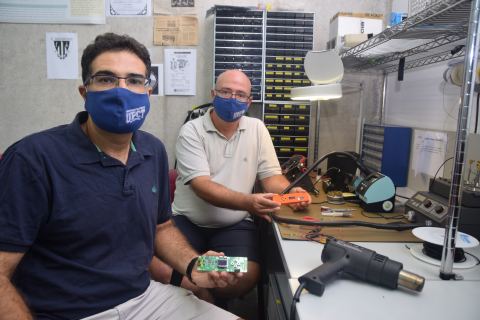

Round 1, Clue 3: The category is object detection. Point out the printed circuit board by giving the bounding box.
[197,256,248,272]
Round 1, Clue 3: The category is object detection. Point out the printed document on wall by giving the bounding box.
[106,0,151,17]
[0,0,105,24]
[411,130,448,177]
[164,49,196,96]
[154,15,198,46]
[46,32,78,79]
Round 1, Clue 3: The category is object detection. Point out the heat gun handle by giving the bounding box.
[298,257,349,296]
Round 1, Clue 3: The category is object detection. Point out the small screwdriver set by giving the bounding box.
[197,256,248,273]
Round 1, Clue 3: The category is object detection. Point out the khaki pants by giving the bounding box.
[82,281,238,320]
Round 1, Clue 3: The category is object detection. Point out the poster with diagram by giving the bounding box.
[164,49,196,95]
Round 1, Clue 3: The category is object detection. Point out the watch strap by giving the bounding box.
[169,269,183,287]
[186,256,199,285]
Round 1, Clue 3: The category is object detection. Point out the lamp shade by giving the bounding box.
[291,83,342,101]
[304,51,344,85]
[290,50,344,101]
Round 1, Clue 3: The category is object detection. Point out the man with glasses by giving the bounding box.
[170,69,311,305]
[0,33,241,320]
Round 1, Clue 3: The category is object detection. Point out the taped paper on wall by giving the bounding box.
[411,130,448,177]
[164,49,196,95]
[46,32,78,79]
[106,0,151,16]
[154,15,198,46]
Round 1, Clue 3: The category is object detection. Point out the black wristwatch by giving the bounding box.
[186,256,198,285]
[169,269,183,287]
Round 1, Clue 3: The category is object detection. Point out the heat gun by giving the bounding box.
[298,238,425,296]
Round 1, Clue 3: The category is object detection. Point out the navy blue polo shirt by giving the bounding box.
[0,112,171,319]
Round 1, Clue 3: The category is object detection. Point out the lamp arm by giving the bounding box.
[280,151,371,194]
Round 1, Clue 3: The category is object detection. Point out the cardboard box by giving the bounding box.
[328,12,384,50]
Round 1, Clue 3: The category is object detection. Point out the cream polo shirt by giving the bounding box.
[172,109,281,228]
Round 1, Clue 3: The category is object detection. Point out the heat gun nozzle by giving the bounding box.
[398,269,425,292]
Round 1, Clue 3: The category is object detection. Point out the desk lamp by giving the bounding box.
[290,50,344,163]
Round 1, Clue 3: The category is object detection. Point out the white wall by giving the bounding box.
[384,62,480,191]
[0,0,389,167]
[385,63,463,132]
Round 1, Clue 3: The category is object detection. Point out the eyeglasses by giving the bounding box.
[215,89,251,103]
[85,73,157,93]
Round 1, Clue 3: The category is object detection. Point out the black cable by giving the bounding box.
[322,167,341,177]
[429,157,454,190]
[360,210,405,220]
[345,199,361,204]
[183,102,212,124]
[395,194,409,199]
[290,281,306,320]
[281,151,372,194]
[281,155,306,174]
[475,91,479,133]
[312,167,341,187]
[422,242,466,263]
[406,241,480,266]
[465,251,480,265]
[271,214,422,231]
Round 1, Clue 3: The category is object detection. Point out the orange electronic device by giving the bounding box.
[272,192,310,205]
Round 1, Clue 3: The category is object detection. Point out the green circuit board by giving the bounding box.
[197,256,248,273]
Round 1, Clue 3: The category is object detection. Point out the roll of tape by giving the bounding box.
[450,63,464,86]
[445,62,480,86]
[476,65,480,84]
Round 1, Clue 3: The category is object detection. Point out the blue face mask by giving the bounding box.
[85,87,150,134]
[212,96,248,122]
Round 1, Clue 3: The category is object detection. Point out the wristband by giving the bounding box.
[186,256,198,285]
[169,269,183,287]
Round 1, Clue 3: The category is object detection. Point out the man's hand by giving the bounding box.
[245,193,281,222]
[287,187,311,211]
[190,251,244,289]
[180,277,215,303]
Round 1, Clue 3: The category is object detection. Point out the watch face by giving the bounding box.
[382,200,393,212]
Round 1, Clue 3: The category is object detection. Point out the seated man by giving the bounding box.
[171,69,311,302]
[0,33,242,320]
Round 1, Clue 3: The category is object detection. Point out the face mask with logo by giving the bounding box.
[212,96,248,122]
[85,87,150,134]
